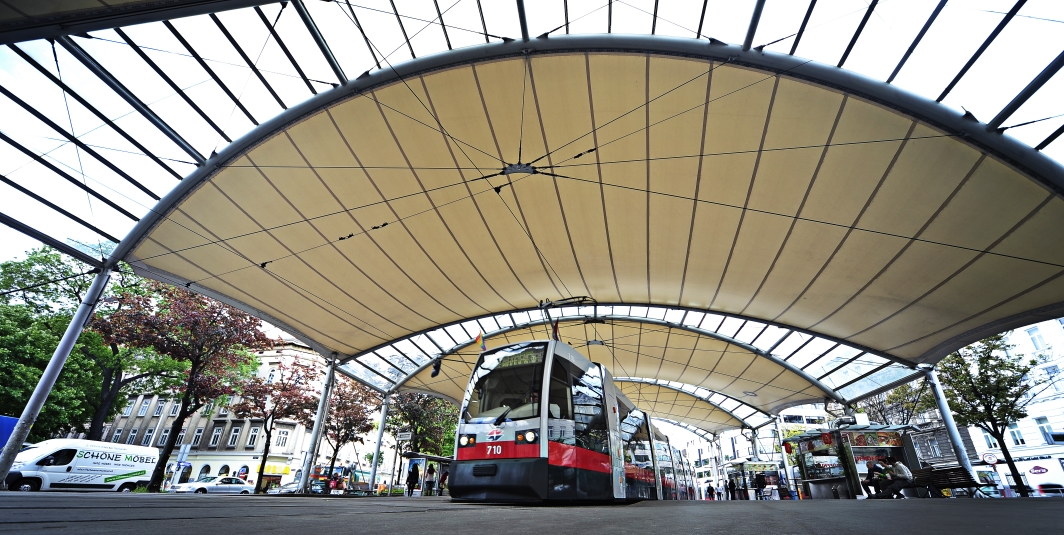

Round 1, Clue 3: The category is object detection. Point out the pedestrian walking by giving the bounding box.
[406,462,420,497]
[727,479,736,500]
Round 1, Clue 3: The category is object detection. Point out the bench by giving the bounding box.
[909,467,980,498]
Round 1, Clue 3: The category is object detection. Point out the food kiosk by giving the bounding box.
[784,425,912,499]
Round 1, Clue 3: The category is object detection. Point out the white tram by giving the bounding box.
[449,340,697,502]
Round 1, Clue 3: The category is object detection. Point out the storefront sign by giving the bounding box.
[1014,455,1051,462]
[1030,466,1048,474]
[981,452,998,465]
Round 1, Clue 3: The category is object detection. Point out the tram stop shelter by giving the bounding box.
[399,452,452,497]
[2,0,1064,494]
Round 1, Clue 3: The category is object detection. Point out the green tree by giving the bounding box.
[385,393,458,456]
[937,334,1048,498]
[1,247,184,440]
[0,305,100,441]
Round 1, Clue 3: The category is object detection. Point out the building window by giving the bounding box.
[983,430,999,449]
[275,429,289,448]
[170,401,181,416]
[782,415,804,424]
[158,428,170,447]
[927,437,941,457]
[191,427,204,446]
[219,404,228,416]
[1045,365,1061,392]
[805,416,825,425]
[209,427,224,447]
[247,427,260,447]
[227,427,242,447]
[1009,423,1026,446]
[138,399,150,417]
[1036,417,1054,444]
[266,368,277,384]
[202,401,214,414]
[1026,327,1047,351]
[175,428,187,444]
[126,428,138,445]
[122,399,134,417]
[142,428,155,446]
[112,429,123,442]
[218,465,230,476]
[154,399,166,417]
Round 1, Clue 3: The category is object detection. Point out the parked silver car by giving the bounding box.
[169,476,253,494]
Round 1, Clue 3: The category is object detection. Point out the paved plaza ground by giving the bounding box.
[0,494,1057,534]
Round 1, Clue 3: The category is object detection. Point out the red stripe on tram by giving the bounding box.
[456,441,539,461]
[547,442,612,474]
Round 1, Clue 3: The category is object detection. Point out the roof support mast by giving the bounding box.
[293,0,347,85]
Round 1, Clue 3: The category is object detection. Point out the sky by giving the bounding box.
[1,0,1062,444]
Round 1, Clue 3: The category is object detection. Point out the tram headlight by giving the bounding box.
[459,436,468,446]
[516,430,538,444]
[458,434,476,447]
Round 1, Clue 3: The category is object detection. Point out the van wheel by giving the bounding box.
[195,488,207,494]
[118,483,137,493]
[11,479,40,492]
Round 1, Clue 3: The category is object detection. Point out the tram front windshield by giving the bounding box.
[463,342,546,423]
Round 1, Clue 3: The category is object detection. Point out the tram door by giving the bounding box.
[602,368,625,499]
[547,356,612,500]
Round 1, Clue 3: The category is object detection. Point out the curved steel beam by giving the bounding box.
[653,418,715,441]
[613,377,763,428]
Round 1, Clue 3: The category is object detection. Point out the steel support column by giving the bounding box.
[368,395,390,493]
[0,266,112,489]
[298,356,337,493]
[920,365,975,479]
[742,0,766,51]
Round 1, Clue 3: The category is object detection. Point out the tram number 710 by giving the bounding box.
[486,445,502,455]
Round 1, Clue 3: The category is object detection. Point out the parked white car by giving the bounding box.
[169,476,253,494]
[5,439,157,492]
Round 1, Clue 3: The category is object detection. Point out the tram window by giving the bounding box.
[548,356,573,420]
[462,343,545,422]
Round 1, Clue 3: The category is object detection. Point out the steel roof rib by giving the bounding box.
[0,131,140,221]
[342,1,380,69]
[0,85,160,201]
[886,0,946,84]
[1038,124,1064,152]
[292,0,346,85]
[388,0,416,59]
[55,34,206,165]
[789,0,816,55]
[516,0,530,42]
[210,12,286,110]
[837,0,877,68]
[0,213,103,267]
[7,43,184,181]
[110,28,232,143]
[253,5,316,95]
[164,20,258,125]
[987,49,1064,132]
[0,174,120,244]
[937,0,1027,103]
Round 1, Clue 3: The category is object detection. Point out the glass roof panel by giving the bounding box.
[820,354,890,390]
[837,366,922,401]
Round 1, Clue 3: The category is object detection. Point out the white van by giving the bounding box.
[5,438,158,492]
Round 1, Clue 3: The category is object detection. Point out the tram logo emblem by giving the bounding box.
[487,428,503,442]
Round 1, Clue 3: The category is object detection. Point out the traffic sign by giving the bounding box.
[981,452,998,465]
[176,461,191,468]
[397,432,412,441]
